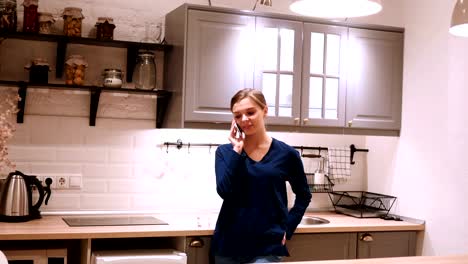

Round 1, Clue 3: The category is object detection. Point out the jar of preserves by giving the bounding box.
[62,7,84,37]
[95,17,115,40]
[38,12,55,34]
[22,0,39,33]
[132,51,156,90]
[102,68,123,88]
[65,55,88,86]
[0,0,17,33]
[24,58,50,84]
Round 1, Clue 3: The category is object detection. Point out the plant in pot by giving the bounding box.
[0,89,20,178]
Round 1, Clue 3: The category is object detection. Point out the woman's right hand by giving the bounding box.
[228,120,244,154]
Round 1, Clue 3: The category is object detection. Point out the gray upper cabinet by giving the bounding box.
[301,23,348,127]
[346,28,403,130]
[254,17,303,126]
[185,10,255,123]
[165,4,404,133]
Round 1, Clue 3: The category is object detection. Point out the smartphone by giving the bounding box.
[235,123,244,138]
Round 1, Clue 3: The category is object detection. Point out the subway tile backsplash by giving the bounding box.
[7,115,367,213]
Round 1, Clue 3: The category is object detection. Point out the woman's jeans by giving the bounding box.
[214,255,282,264]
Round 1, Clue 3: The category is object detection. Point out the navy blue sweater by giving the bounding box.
[211,138,312,258]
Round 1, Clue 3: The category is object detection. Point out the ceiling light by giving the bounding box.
[450,0,468,37]
[289,0,383,18]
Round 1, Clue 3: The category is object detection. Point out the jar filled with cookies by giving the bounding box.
[65,55,88,86]
[62,7,83,37]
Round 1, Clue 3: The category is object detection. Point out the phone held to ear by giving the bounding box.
[235,123,244,139]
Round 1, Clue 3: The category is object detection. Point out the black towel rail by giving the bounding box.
[162,139,369,164]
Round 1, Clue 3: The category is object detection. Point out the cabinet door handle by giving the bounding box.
[303,118,309,124]
[189,238,204,247]
[360,233,374,242]
[348,120,353,127]
[294,117,300,124]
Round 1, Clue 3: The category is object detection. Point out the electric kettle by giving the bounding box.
[0,170,52,222]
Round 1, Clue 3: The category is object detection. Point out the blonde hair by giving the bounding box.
[230,88,267,111]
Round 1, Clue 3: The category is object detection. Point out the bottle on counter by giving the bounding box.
[62,7,84,37]
[22,0,39,33]
[0,0,17,33]
[95,17,116,41]
[38,12,55,34]
[65,55,88,86]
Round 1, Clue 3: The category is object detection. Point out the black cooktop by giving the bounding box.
[62,216,168,227]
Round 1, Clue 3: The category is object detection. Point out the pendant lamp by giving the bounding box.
[289,0,383,18]
[450,0,468,37]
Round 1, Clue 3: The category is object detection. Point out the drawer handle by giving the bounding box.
[189,238,204,247]
[360,233,374,242]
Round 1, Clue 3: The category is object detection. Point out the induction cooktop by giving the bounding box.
[62,216,168,227]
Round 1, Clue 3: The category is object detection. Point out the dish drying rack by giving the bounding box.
[327,191,397,218]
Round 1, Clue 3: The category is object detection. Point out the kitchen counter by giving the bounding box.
[279,254,468,264]
[0,212,424,240]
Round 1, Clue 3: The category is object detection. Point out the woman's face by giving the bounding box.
[232,97,267,135]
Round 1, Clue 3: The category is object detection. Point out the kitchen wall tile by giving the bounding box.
[42,193,81,211]
[82,179,108,193]
[107,178,159,193]
[85,134,134,148]
[8,146,56,161]
[83,164,133,178]
[56,148,108,163]
[81,195,131,210]
[108,149,135,163]
[30,163,83,174]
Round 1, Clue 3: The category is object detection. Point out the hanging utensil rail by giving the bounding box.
[162,139,368,164]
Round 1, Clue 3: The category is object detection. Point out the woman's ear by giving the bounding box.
[263,106,268,117]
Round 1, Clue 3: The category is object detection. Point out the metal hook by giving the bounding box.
[300,146,303,156]
[176,139,183,150]
[208,144,212,154]
[166,143,169,153]
[188,143,191,154]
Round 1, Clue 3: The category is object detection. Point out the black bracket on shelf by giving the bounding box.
[56,38,67,78]
[127,45,139,83]
[89,88,101,126]
[156,92,172,128]
[16,81,27,123]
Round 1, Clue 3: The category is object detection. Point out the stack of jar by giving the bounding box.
[62,7,84,37]
[65,55,88,85]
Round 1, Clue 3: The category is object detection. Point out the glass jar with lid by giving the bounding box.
[62,7,84,37]
[22,0,39,33]
[38,12,55,34]
[65,54,88,86]
[102,68,123,88]
[132,51,156,90]
[0,0,17,33]
[95,17,116,40]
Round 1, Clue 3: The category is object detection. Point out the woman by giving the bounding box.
[211,88,312,264]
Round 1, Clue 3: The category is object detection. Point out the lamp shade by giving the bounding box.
[450,0,468,37]
[289,0,382,18]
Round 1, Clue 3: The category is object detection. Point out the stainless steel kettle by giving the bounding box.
[0,170,52,222]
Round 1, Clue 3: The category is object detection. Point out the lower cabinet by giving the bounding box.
[285,233,356,261]
[357,231,416,259]
[185,236,212,264]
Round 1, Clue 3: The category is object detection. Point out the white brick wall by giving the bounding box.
[1,0,374,213]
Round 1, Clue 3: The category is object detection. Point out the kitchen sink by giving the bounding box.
[300,216,330,225]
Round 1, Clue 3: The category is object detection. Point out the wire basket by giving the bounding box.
[307,174,334,193]
[328,191,397,218]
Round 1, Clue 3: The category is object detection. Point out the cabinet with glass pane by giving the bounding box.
[254,17,303,126]
[346,28,403,130]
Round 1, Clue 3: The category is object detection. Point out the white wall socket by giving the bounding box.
[34,173,82,190]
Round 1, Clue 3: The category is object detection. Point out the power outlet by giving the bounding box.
[56,176,69,189]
